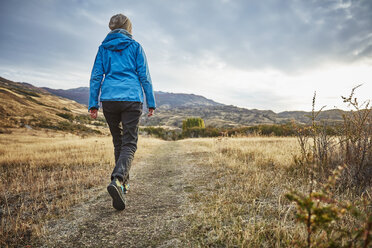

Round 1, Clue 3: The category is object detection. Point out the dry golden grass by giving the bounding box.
[1,130,369,247]
[0,129,115,246]
[179,137,368,247]
[0,129,167,247]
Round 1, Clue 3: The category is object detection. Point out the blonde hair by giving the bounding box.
[109,14,132,34]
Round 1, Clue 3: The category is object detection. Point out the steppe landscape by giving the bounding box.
[1,1,372,247]
[1,77,371,247]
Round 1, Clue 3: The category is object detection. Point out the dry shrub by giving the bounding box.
[339,86,372,189]
[293,87,371,190]
[287,87,371,248]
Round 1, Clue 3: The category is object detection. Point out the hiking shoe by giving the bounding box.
[123,183,129,194]
[107,178,126,210]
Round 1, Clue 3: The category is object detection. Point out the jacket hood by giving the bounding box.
[101,29,134,50]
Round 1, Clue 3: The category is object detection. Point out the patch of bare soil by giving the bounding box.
[40,141,201,247]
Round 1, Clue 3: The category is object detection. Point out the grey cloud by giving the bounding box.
[1,0,371,72]
[133,0,372,72]
[0,0,371,87]
[0,0,109,69]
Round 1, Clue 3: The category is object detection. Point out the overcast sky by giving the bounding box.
[0,0,371,112]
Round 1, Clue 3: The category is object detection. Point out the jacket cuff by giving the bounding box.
[88,106,99,112]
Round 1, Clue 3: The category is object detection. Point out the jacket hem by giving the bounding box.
[100,98,143,103]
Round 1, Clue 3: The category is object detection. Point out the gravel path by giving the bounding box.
[41,141,199,247]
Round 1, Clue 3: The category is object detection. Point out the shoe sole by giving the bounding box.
[107,184,126,211]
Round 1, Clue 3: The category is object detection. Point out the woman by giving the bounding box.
[89,14,156,211]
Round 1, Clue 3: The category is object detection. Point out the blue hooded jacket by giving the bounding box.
[88,29,156,110]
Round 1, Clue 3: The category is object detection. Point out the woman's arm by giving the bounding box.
[89,47,104,111]
[136,44,156,110]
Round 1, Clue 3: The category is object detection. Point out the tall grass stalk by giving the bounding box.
[286,87,371,247]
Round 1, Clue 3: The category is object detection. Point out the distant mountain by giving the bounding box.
[140,105,285,128]
[42,87,223,108]
[42,85,347,127]
[1,76,347,129]
[42,83,347,128]
[42,87,90,106]
[140,106,346,128]
[155,91,223,108]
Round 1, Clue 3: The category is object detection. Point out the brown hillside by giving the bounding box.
[0,77,106,134]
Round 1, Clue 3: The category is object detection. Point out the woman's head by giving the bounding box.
[109,14,132,34]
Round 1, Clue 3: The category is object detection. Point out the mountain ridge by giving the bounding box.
[41,85,345,125]
[1,76,346,128]
[41,86,224,109]
[41,84,345,127]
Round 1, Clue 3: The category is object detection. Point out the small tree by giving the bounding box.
[182,117,205,131]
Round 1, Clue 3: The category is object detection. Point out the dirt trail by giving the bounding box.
[41,141,200,247]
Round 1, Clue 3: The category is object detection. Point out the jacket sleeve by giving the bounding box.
[88,46,104,110]
[136,44,156,109]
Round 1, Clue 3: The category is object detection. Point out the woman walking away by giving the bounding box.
[88,14,156,211]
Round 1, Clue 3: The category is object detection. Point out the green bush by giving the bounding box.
[182,117,205,131]
[141,123,340,140]
[140,127,181,141]
[182,127,220,138]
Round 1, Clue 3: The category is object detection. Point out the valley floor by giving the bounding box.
[1,130,367,247]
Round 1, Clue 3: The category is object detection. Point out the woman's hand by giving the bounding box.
[148,108,154,117]
[90,108,98,119]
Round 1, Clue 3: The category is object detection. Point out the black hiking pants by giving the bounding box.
[102,101,143,184]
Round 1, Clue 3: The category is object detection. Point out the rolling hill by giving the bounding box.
[0,77,107,133]
[42,84,345,128]
[1,76,346,129]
